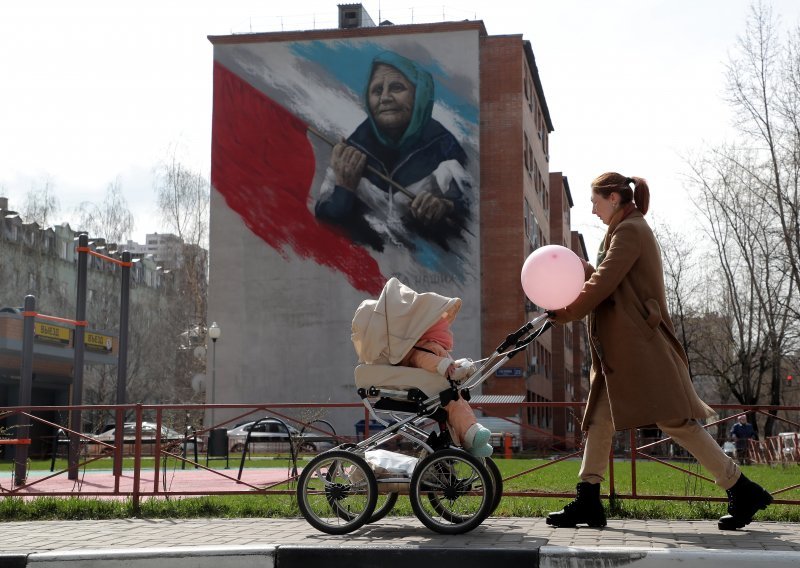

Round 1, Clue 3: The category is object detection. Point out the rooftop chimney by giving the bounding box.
[338,3,375,29]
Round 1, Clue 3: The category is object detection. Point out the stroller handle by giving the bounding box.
[495,312,550,353]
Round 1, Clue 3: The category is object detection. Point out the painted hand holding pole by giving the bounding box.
[308,125,473,237]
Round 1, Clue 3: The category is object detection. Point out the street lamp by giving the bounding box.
[208,321,221,426]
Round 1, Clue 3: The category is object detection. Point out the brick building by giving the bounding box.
[207,4,589,448]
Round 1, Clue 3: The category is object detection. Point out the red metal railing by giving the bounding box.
[0,401,798,510]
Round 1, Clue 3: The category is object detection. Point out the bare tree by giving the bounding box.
[679,2,800,437]
[655,224,705,380]
[76,177,135,244]
[156,147,209,248]
[22,175,60,228]
[155,147,210,407]
[718,1,800,434]
[726,2,800,313]
[687,145,794,437]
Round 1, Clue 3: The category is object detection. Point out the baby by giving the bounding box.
[400,314,493,458]
[351,277,493,458]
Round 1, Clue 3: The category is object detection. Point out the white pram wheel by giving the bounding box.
[369,492,399,523]
[484,457,503,515]
[297,450,378,535]
[409,448,494,534]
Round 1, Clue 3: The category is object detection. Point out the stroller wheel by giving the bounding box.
[297,450,377,535]
[484,456,503,515]
[409,448,493,534]
[369,492,399,523]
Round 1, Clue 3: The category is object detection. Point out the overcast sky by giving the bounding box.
[2,0,799,253]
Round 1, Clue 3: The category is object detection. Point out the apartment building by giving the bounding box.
[207,3,589,446]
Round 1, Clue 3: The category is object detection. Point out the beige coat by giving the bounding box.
[554,209,714,431]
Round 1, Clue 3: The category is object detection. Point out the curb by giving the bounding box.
[17,545,539,568]
[539,546,800,567]
[12,543,800,567]
[276,545,538,568]
[0,553,28,568]
[25,545,276,567]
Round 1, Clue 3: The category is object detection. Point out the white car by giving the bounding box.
[226,418,334,454]
[92,422,198,455]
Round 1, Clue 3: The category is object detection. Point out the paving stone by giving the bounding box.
[0,517,797,554]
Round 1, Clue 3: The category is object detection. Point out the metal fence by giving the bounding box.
[0,401,798,511]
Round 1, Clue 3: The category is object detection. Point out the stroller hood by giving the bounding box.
[352,277,462,364]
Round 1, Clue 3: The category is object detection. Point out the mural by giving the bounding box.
[211,34,480,295]
[209,30,481,429]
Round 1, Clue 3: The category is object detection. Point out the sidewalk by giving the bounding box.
[0,516,798,552]
[2,517,799,568]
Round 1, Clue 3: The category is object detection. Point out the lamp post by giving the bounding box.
[208,321,221,427]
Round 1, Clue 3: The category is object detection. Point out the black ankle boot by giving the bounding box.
[546,482,607,528]
[718,473,773,530]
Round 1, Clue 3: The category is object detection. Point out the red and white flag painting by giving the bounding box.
[211,61,386,295]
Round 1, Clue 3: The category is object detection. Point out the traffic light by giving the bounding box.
[788,374,793,386]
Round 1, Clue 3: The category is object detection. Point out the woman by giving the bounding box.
[315,51,471,250]
[547,172,771,531]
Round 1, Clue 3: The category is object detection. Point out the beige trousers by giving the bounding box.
[579,385,740,490]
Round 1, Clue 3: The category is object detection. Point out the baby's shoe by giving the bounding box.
[463,423,493,457]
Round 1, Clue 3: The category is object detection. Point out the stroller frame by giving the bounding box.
[297,313,551,535]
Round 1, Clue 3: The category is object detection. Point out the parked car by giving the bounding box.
[93,422,198,455]
[227,418,334,454]
[477,417,522,453]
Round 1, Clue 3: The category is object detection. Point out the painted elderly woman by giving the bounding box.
[315,51,472,250]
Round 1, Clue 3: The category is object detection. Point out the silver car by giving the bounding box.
[92,422,198,455]
[227,418,334,454]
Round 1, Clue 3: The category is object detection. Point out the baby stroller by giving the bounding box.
[296,278,551,535]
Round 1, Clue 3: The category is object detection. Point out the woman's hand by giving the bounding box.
[331,142,366,191]
[548,308,572,325]
[411,190,454,225]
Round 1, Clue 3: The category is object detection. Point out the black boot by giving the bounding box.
[718,473,773,530]
[546,482,607,528]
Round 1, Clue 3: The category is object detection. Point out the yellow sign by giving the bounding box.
[85,332,114,353]
[34,322,70,345]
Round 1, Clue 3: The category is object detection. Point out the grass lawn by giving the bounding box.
[0,455,797,522]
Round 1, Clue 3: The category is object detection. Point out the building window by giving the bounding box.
[528,209,539,248]
[527,343,537,374]
[543,128,549,161]
[524,132,531,175]
[524,70,530,102]
[524,197,530,238]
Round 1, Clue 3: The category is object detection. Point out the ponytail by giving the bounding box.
[630,176,650,215]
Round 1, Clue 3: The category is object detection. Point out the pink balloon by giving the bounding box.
[521,245,585,310]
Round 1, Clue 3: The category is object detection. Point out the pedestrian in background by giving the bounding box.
[730,414,756,466]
